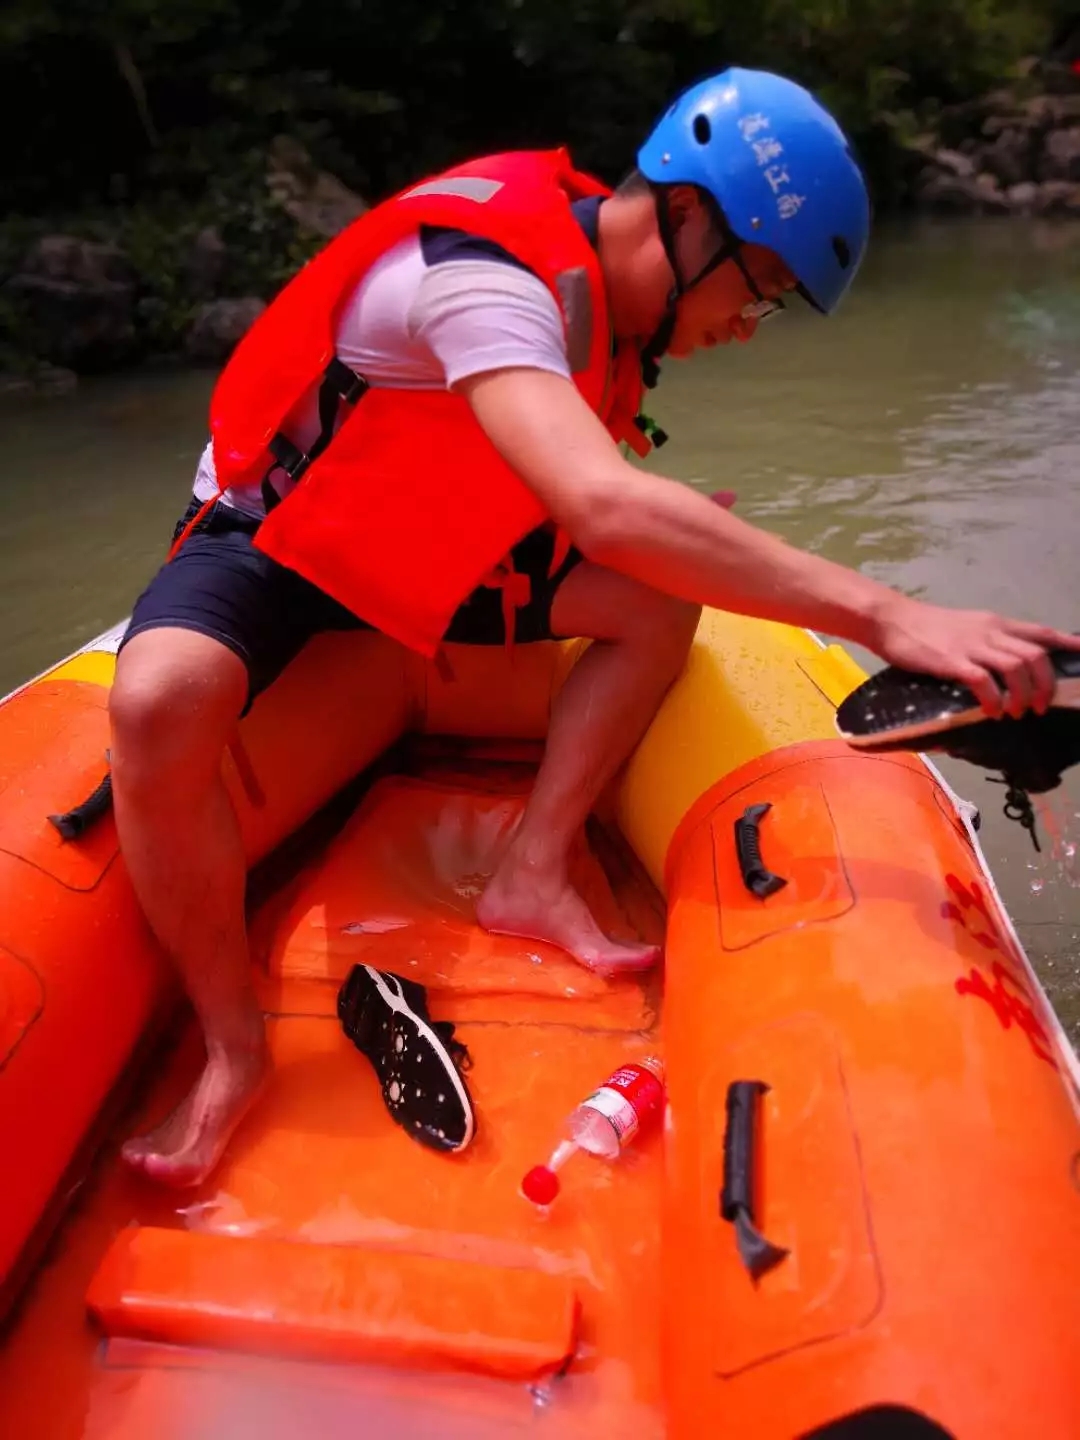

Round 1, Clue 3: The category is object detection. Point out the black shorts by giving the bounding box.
[121,499,583,705]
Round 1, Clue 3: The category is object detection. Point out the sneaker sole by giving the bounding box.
[836,665,1080,751]
[360,966,475,1153]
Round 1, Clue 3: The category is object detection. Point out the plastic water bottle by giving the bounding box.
[521,1057,665,1206]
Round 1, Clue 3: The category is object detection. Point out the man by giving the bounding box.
[110,68,1079,1187]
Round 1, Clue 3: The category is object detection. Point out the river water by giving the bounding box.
[1,217,1078,1037]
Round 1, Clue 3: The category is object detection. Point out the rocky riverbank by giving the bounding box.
[0,138,366,395]
[908,73,1080,216]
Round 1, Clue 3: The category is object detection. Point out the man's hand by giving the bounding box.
[868,595,1080,719]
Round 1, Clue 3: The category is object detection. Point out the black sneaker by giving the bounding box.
[836,646,1080,751]
[835,652,1080,850]
[337,965,475,1154]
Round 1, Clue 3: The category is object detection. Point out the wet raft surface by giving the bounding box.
[0,749,668,1440]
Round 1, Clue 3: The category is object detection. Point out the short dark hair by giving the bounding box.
[618,169,729,249]
[616,168,653,196]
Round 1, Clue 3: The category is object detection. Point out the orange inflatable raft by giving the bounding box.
[0,610,1077,1440]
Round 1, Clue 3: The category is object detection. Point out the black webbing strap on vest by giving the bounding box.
[261,356,369,513]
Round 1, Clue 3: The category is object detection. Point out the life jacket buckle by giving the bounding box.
[634,412,669,448]
[268,432,312,482]
[262,359,369,510]
[324,355,369,407]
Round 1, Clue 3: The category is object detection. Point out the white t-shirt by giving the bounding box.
[193,234,571,519]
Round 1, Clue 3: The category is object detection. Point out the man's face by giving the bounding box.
[663,189,795,357]
[667,243,794,356]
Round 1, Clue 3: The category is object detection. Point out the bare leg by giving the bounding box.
[110,628,267,1187]
[477,564,699,973]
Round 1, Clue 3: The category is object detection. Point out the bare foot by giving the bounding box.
[477,862,660,976]
[122,1043,268,1188]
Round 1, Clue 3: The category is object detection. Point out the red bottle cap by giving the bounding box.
[521,1165,560,1206]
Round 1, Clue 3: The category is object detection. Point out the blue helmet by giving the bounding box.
[638,69,870,314]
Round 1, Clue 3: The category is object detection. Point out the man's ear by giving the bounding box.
[665,183,706,233]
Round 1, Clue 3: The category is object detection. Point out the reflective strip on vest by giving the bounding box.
[556,267,593,374]
[403,177,504,203]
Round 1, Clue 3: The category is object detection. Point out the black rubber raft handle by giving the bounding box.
[720,1080,789,1281]
[734,802,788,899]
[48,769,113,840]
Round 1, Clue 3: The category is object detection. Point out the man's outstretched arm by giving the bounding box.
[461,367,1080,719]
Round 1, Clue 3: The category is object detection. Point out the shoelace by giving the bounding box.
[432,1019,472,1073]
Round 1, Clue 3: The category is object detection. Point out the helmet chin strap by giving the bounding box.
[640,185,742,389]
[641,186,681,390]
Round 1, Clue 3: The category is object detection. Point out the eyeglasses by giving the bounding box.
[683,204,788,322]
[740,294,785,322]
[729,247,786,322]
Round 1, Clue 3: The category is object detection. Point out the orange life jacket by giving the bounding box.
[205,148,654,657]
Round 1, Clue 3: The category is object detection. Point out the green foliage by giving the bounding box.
[1,0,1065,208]
[0,0,1069,369]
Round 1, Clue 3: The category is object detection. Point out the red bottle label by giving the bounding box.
[582,1063,665,1147]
